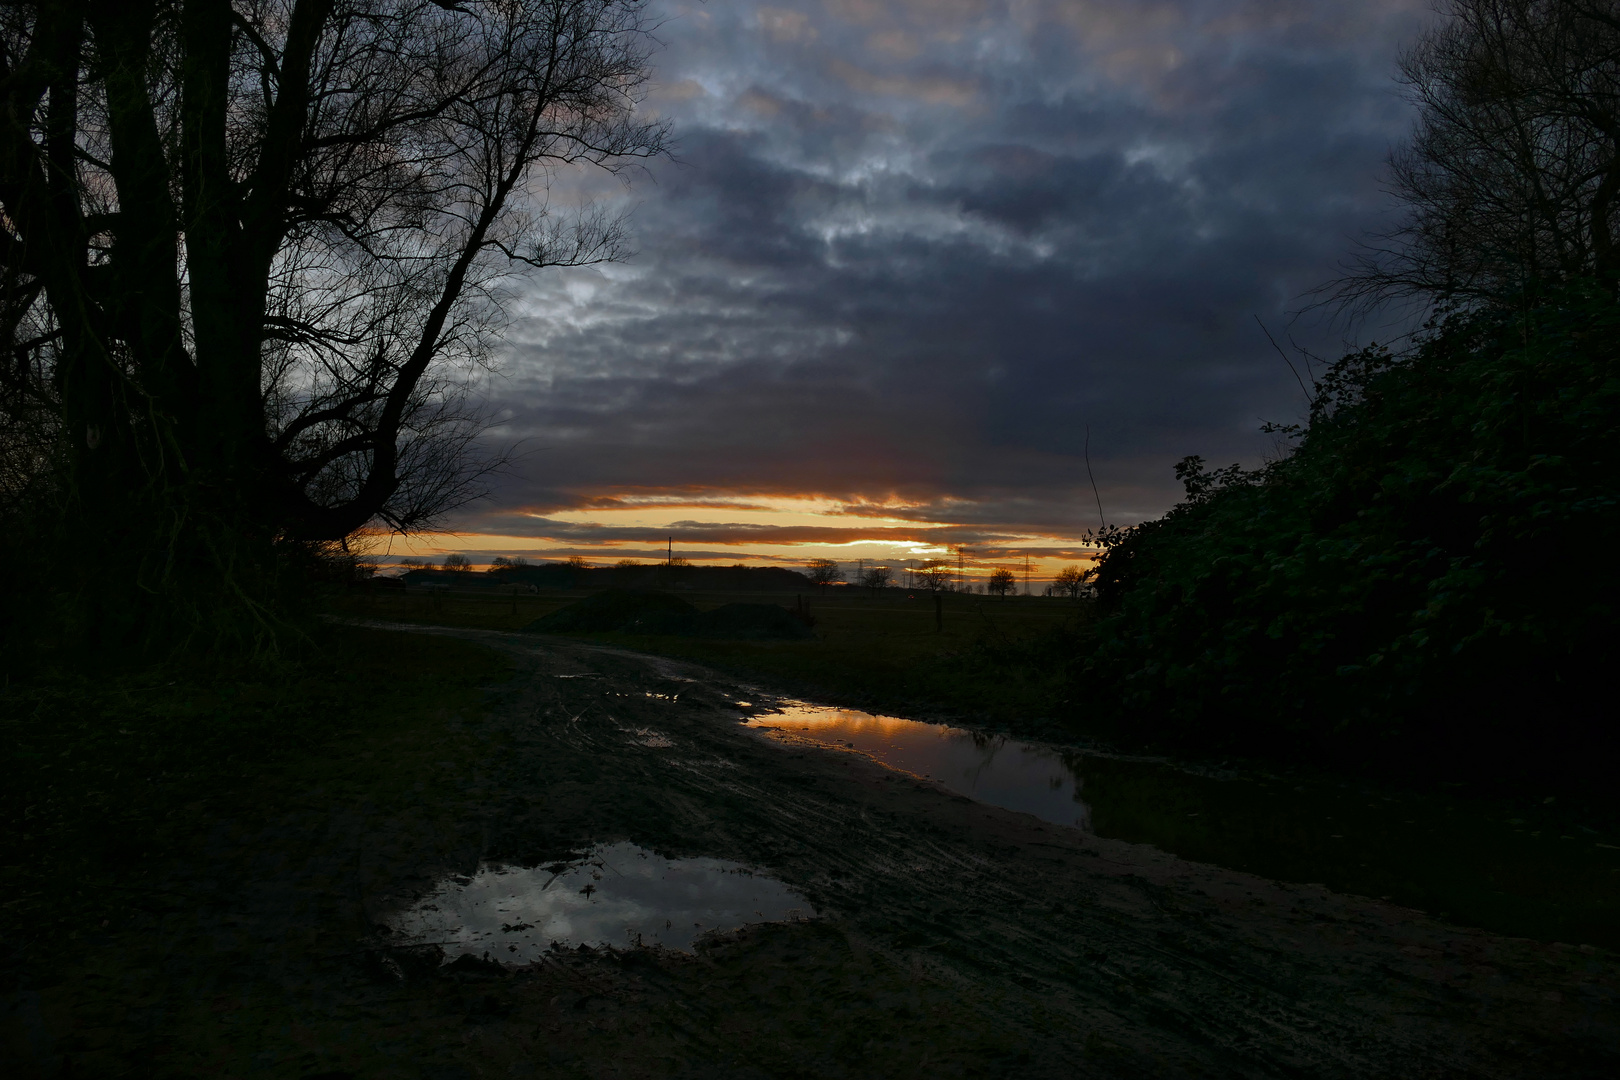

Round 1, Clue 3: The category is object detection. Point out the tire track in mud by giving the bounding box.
[367,624,1619,1078]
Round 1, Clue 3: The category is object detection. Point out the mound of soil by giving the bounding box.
[523,592,814,640]
[522,590,697,634]
[690,602,814,641]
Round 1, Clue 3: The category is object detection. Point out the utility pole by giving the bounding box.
[1024,553,1030,596]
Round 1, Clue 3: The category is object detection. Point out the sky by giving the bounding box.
[391,0,1434,584]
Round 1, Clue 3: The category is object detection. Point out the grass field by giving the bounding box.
[0,624,512,960]
[334,585,1091,732]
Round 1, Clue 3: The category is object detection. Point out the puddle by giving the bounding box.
[746,703,1620,949]
[386,842,812,963]
[746,705,1089,829]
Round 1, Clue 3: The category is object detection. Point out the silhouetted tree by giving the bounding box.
[1338,0,1620,309]
[913,557,950,630]
[988,567,1016,597]
[859,564,893,593]
[806,558,841,591]
[442,553,472,572]
[0,0,668,646]
[1053,564,1090,598]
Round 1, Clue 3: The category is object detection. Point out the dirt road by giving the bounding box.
[11,626,1618,1077]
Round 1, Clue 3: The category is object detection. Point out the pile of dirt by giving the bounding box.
[522,590,697,634]
[523,591,814,641]
[690,602,814,641]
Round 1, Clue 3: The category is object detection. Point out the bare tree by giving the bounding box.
[0,1,668,610]
[913,557,950,631]
[441,552,471,572]
[859,563,892,593]
[912,558,949,590]
[987,567,1016,597]
[1052,564,1090,599]
[1336,0,1620,311]
[805,558,841,591]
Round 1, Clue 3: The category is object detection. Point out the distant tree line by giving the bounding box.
[400,557,818,594]
[799,556,1092,597]
[401,554,1102,601]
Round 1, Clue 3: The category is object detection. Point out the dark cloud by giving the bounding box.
[459,0,1432,544]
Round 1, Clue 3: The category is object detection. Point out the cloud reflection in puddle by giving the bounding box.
[386,842,812,964]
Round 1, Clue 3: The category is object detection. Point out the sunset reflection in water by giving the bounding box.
[746,705,1091,830]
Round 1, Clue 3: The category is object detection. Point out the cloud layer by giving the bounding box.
[444,0,1433,562]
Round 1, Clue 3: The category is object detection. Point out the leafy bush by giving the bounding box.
[1081,286,1620,783]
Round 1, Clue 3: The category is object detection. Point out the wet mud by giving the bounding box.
[8,624,1619,1078]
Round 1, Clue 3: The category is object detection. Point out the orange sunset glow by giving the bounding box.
[378,491,1102,585]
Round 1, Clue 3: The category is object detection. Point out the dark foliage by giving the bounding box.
[0,505,367,676]
[1081,285,1620,785]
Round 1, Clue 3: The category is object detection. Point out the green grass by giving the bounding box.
[1072,752,1620,949]
[0,621,511,955]
[333,586,1090,731]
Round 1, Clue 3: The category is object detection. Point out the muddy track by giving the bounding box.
[12,625,1616,1078]
[359,626,1618,1078]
